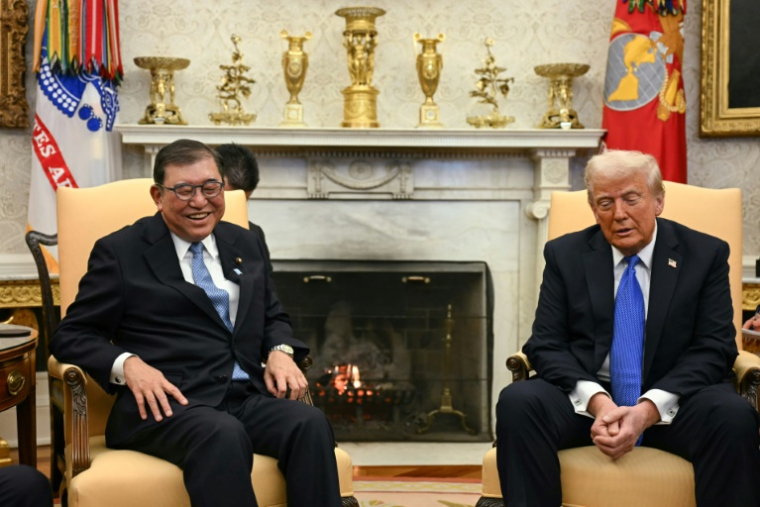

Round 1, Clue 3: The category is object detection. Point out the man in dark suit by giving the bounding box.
[50,139,340,507]
[216,143,272,272]
[0,465,53,507]
[496,150,760,506]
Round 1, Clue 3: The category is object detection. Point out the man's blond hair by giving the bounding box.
[585,150,665,205]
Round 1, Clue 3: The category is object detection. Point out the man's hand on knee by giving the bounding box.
[264,351,308,400]
[592,400,660,460]
[124,356,188,421]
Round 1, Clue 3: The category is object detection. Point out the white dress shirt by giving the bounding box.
[110,232,240,384]
[567,223,680,424]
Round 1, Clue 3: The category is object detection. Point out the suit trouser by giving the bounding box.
[495,378,760,507]
[0,465,53,507]
[116,382,342,507]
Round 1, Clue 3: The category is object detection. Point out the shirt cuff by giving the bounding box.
[568,380,610,419]
[639,389,679,425]
[111,352,136,385]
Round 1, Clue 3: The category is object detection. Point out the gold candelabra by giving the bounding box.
[417,304,476,435]
[281,30,312,127]
[466,38,515,129]
[209,35,256,126]
[534,63,589,129]
[414,33,445,128]
[335,6,386,128]
[134,56,190,125]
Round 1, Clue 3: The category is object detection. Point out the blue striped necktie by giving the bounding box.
[189,242,249,381]
[610,255,645,445]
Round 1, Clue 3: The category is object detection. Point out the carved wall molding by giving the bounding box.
[0,0,30,128]
[307,160,413,199]
[0,278,60,308]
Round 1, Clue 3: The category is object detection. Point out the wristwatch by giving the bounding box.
[269,344,294,358]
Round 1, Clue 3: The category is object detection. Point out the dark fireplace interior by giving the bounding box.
[271,260,492,442]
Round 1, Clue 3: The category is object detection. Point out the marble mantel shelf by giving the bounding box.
[116,125,605,151]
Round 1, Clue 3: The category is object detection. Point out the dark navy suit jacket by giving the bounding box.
[51,213,306,445]
[523,217,738,400]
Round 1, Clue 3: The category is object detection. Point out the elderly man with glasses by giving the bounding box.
[50,139,341,507]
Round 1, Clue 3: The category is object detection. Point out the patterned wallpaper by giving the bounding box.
[2,0,759,259]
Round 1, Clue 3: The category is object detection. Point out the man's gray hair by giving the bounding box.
[585,150,665,205]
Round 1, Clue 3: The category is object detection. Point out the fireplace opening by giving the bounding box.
[271,260,492,442]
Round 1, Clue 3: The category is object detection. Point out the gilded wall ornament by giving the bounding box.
[0,0,30,128]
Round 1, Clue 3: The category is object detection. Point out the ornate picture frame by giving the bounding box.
[0,0,30,128]
[700,0,760,137]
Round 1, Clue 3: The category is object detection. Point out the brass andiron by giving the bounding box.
[335,6,386,128]
[134,56,190,125]
[466,38,514,129]
[414,33,445,128]
[209,35,256,126]
[534,63,589,129]
[280,30,312,127]
[417,304,476,435]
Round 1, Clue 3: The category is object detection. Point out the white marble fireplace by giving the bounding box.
[117,125,604,463]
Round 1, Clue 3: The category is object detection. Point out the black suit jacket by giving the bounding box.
[523,217,738,401]
[249,221,273,274]
[50,213,307,445]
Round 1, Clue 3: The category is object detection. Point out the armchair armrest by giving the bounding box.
[506,352,532,382]
[47,355,91,478]
[733,348,760,411]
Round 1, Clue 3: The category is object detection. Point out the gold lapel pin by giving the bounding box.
[235,257,243,265]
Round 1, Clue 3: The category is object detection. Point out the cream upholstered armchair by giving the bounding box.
[42,179,356,507]
[478,182,760,507]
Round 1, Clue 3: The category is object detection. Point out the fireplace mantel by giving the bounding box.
[116,125,604,152]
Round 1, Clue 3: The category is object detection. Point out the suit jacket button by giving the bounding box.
[216,375,228,383]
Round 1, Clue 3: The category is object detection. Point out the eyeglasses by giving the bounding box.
[158,180,224,201]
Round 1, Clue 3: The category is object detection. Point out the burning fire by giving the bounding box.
[328,364,363,395]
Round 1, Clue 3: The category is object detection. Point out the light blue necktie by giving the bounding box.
[189,242,249,381]
[610,255,645,445]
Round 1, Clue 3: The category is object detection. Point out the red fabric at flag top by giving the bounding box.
[602,0,687,183]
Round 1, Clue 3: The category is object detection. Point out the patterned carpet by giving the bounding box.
[353,478,482,507]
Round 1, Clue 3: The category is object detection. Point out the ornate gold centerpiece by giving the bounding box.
[466,38,514,129]
[414,33,445,128]
[335,6,386,128]
[134,56,190,125]
[280,30,312,127]
[534,63,589,129]
[209,35,256,126]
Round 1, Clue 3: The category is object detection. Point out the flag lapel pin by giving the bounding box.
[668,258,677,268]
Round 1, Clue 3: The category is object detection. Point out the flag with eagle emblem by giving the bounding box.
[602,0,687,183]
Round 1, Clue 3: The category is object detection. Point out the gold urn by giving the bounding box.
[335,6,386,128]
[281,30,312,127]
[414,33,445,128]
